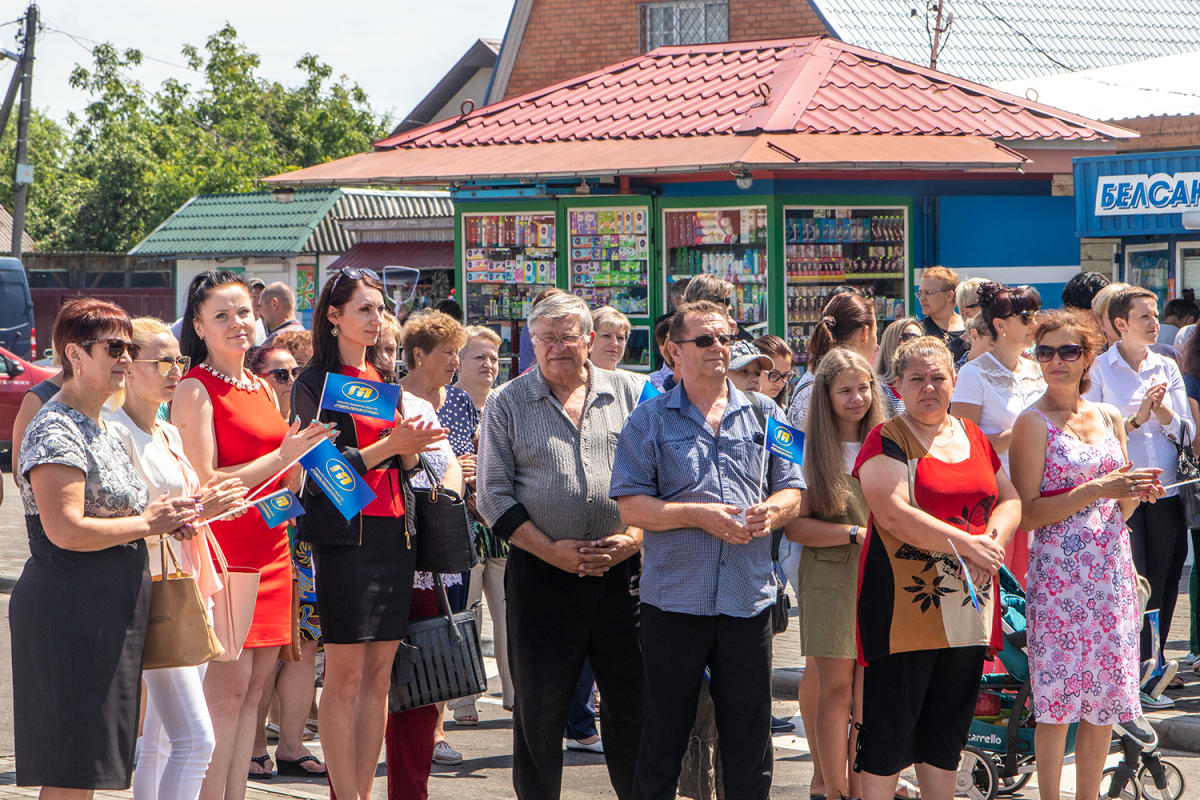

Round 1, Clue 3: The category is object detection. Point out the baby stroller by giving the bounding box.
[956,569,1185,800]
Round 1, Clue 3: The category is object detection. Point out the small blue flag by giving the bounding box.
[254,489,305,528]
[765,416,804,464]
[299,439,378,521]
[637,379,662,405]
[320,372,400,422]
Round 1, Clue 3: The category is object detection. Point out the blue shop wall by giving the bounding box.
[936,196,1079,308]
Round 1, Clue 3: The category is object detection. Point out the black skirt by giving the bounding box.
[312,514,416,644]
[10,527,150,789]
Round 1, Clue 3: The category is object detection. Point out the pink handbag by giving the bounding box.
[206,527,261,662]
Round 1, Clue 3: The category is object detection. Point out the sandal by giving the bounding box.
[277,754,327,776]
[249,753,273,781]
[453,704,479,726]
[895,778,921,800]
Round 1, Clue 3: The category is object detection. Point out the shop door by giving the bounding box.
[1124,243,1170,308]
[1177,243,1200,299]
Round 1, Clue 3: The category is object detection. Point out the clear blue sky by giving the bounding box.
[2,0,514,126]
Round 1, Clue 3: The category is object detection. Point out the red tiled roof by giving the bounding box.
[375,37,1134,149]
[326,241,453,273]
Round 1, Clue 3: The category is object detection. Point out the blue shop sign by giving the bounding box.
[1076,150,1200,236]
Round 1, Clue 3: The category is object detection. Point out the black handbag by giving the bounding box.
[411,454,478,574]
[389,573,488,712]
[1173,427,1200,529]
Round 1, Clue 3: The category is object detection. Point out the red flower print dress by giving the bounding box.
[1028,410,1141,725]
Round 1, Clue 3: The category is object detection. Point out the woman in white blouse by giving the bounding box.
[1084,287,1195,670]
[108,318,248,800]
[950,282,1044,583]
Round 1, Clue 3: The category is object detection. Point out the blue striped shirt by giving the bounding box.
[609,381,805,618]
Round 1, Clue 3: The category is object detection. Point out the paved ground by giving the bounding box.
[7,463,1200,798]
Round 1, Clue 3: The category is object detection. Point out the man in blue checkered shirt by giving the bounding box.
[610,300,804,800]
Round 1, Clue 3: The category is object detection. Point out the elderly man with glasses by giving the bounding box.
[476,293,644,800]
[611,300,804,800]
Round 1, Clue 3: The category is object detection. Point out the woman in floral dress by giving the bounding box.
[1010,310,1164,800]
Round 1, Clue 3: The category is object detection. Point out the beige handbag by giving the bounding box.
[143,535,225,670]
[207,527,261,662]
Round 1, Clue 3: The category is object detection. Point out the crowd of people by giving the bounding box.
[5,262,1188,800]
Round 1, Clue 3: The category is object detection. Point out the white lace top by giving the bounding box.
[951,351,1046,474]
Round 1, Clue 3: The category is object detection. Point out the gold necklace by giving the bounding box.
[903,412,956,450]
[1045,394,1085,440]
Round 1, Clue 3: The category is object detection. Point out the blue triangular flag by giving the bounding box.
[254,489,305,528]
[638,379,662,405]
[765,416,804,464]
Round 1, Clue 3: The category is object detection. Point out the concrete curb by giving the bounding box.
[772,667,803,700]
[1147,712,1200,753]
[0,573,15,594]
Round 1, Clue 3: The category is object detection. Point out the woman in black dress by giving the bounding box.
[291,268,449,800]
[10,298,201,796]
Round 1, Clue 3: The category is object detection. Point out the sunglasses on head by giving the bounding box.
[330,266,381,294]
[1034,344,1084,363]
[673,333,735,349]
[134,355,191,376]
[1006,310,1037,323]
[262,366,303,383]
[81,338,139,359]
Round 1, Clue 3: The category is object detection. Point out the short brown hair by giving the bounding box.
[668,300,730,343]
[920,266,960,292]
[1034,309,1105,394]
[753,334,792,361]
[54,298,132,380]
[1108,287,1157,328]
[273,330,313,368]
[402,310,467,357]
[892,335,954,381]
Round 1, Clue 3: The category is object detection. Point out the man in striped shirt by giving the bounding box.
[611,300,804,800]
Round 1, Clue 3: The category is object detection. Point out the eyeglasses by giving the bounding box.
[261,366,303,383]
[81,339,139,359]
[899,331,921,342]
[915,289,950,298]
[533,333,585,348]
[965,303,981,310]
[1033,344,1084,363]
[134,356,191,376]
[673,333,736,349]
[765,369,795,383]
[330,266,381,295]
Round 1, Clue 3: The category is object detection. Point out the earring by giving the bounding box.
[332,326,340,337]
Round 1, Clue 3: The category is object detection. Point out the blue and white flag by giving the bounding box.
[320,372,400,421]
[299,438,377,521]
[254,489,305,528]
[637,379,662,405]
[765,416,804,465]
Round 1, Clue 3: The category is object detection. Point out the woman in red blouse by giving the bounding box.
[291,268,449,800]
[853,336,1021,800]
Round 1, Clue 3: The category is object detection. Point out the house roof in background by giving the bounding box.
[814,0,1200,86]
[326,241,455,274]
[0,204,35,253]
[373,37,1134,150]
[392,39,501,136]
[995,50,1200,121]
[130,188,453,258]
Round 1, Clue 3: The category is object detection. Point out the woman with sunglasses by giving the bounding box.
[11,299,202,797]
[291,268,450,800]
[950,283,1044,584]
[876,317,923,416]
[171,270,333,799]
[251,345,302,420]
[1009,310,1163,800]
[108,317,248,800]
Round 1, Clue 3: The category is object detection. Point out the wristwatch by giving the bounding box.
[1127,414,1142,430]
[849,525,860,545]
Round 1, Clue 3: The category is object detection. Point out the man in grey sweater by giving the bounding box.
[476,293,644,800]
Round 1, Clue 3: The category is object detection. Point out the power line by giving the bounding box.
[42,23,201,74]
[968,0,1077,73]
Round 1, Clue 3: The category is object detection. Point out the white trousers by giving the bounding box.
[447,556,513,710]
[133,663,215,800]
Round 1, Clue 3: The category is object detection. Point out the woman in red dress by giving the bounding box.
[172,270,331,800]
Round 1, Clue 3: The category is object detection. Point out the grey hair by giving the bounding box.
[528,292,594,336]
[684,273,733,303]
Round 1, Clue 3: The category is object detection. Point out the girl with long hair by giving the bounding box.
[785,350,886,800]
[788,292,877,431]
[171,270,331,799]
[876,317,923,416]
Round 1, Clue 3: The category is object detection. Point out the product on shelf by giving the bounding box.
[783,208,908,369]
[568,208,649,315]
[663,207,769,325]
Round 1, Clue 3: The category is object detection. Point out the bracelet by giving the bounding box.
[1127,414,1142,430]
[850,525,860,546]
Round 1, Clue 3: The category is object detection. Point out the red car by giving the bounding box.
[0,344,56,452]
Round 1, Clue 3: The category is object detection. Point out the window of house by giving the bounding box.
[639,1,729,53]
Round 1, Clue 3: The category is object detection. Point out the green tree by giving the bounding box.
[0,25,390,252]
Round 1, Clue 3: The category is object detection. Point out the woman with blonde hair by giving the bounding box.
[955,277,988,323]
[785,349,886,800]
[877,317,923,416]
[110,317,247,800]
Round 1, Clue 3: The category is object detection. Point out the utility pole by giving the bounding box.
[11,4,36,258]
